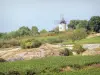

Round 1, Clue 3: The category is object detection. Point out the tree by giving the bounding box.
[89,16,100,32]
[7,31,20,38]
[0,33,9,39]
[68,20,77,29]
[31,26,38,35]
[0,33,4,38]
[18,26,30,36]
[68,20,88,29]
[40,29,47,34]
[76,20,88,29]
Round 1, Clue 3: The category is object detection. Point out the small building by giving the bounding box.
[58,18,67,32]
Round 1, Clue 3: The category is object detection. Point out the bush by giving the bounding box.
[32,40,41,48]
[8,39,20,46]
[66,29,87,42]
[74,28,87,40]
[0,58,6,62]
[0,39,20,48]
[59,48,72,56]
[20,39,41,49]
[73,44,86,54]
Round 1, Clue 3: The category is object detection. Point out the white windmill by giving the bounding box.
[58,17,68,32]
[53,15,68,32]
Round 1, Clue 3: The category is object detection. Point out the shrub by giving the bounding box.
[0,58,6,62]
[66,29,88,42]
[73,28,87,40]
[0,39,20,48]
[8,39,20,46]
[32,40,41,48]
[20,39,41,49]
[59,48,72,56]
[73,44,86,54]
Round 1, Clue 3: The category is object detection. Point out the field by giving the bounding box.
[0,55,100,75]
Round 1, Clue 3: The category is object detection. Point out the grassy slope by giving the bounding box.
[76,36,100,44]
[0,55,100,75]
[62,36,100,44]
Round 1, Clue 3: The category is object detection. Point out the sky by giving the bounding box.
[0,0,100,32]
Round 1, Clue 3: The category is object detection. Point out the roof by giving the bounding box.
[60,18,66,24]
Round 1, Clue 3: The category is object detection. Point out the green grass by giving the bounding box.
[76,36,100,44]
[41,68,100,75]
[0,55,100,75]
[62,36,100,44]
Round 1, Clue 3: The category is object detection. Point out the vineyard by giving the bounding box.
[0,55,100,75]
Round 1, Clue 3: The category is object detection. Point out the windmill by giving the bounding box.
[54,15,68,32]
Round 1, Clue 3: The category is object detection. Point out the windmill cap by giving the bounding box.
[60,18,66,24]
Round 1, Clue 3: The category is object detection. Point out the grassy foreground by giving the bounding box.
[0,55,100,75]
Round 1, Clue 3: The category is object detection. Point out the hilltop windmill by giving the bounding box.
[54,15,68,32]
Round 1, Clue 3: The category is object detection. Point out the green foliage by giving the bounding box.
[18,26,31,36]
[0,33,5,38]
[20,39,41,49]
[74,28,87,40]
[68,20,88,29]
[73,44,86,54]
[65,29,87,42]
[40,29,47,34]
[7,31,20,38]
[59,48,72,56]
[31,26,39,35]
[0,33,10,39]
[76,20,88,29]
[32,40,42,48]
[68,20,78,29]
[89,16,100,32]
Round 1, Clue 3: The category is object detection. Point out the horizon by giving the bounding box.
[0,0,100,32]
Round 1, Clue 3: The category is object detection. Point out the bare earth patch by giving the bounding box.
[0,43,61,61]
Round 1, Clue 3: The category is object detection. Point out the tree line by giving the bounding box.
[0,16,100,39]
[0,26,47,39]
[68,16,100,33]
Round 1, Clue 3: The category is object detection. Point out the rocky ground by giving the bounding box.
[0,43,100,61]
[0,43,61,61]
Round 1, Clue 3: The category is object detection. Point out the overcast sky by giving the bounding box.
[0,0,100,32]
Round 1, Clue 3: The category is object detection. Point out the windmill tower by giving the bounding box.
[58,17,67,32]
